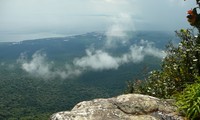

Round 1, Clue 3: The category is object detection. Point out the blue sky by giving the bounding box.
[0,0,196,42]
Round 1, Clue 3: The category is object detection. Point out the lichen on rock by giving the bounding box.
[50,94,184,120]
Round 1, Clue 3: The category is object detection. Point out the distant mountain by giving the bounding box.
[0,31,176,61]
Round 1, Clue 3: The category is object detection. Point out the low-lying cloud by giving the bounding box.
[17,51,81,79]
[16,9,165,79]
[105,13,135,48]
[74,40,166,71]
[16,10,166,80]
[74,49,119,70]
[17,39,166,80]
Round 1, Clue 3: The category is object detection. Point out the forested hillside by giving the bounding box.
[0,31,173,119]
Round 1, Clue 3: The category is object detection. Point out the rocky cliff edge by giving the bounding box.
[50,94,184,120]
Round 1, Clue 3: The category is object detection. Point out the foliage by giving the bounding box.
[126,1,200,119]
[175,77,200,120]
[125,29,200,99]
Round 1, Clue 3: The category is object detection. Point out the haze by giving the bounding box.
[0,0,195,42]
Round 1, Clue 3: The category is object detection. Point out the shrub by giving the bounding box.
[125,29,200,99]
[125,1,200,119]
[175,77,200,120]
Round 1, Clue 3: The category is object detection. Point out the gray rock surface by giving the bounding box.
[50,94,184,120]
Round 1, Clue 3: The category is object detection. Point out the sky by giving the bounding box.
[0,0,196,42]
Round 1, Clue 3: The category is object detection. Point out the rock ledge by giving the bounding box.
[50,94,184,120]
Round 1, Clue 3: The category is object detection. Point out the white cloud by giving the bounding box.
[0,62,5,66]
[73,40,166,71]
[144,45,166,58]
[18,51,81,79]
[18,52,55,78]
[17,39,166,79]
[105,13,135,48]
[138,39,166,59]
[55,64,82,79]
[120,40,166,63]
[74,49,119,70]
[128,45,145,62]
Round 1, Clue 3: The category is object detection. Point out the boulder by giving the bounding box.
[50,94,184,120]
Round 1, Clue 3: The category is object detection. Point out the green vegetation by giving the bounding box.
[125,29,200,97]
[125,1,200,119]
[125,26,200,120]
[175,77,200,120]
